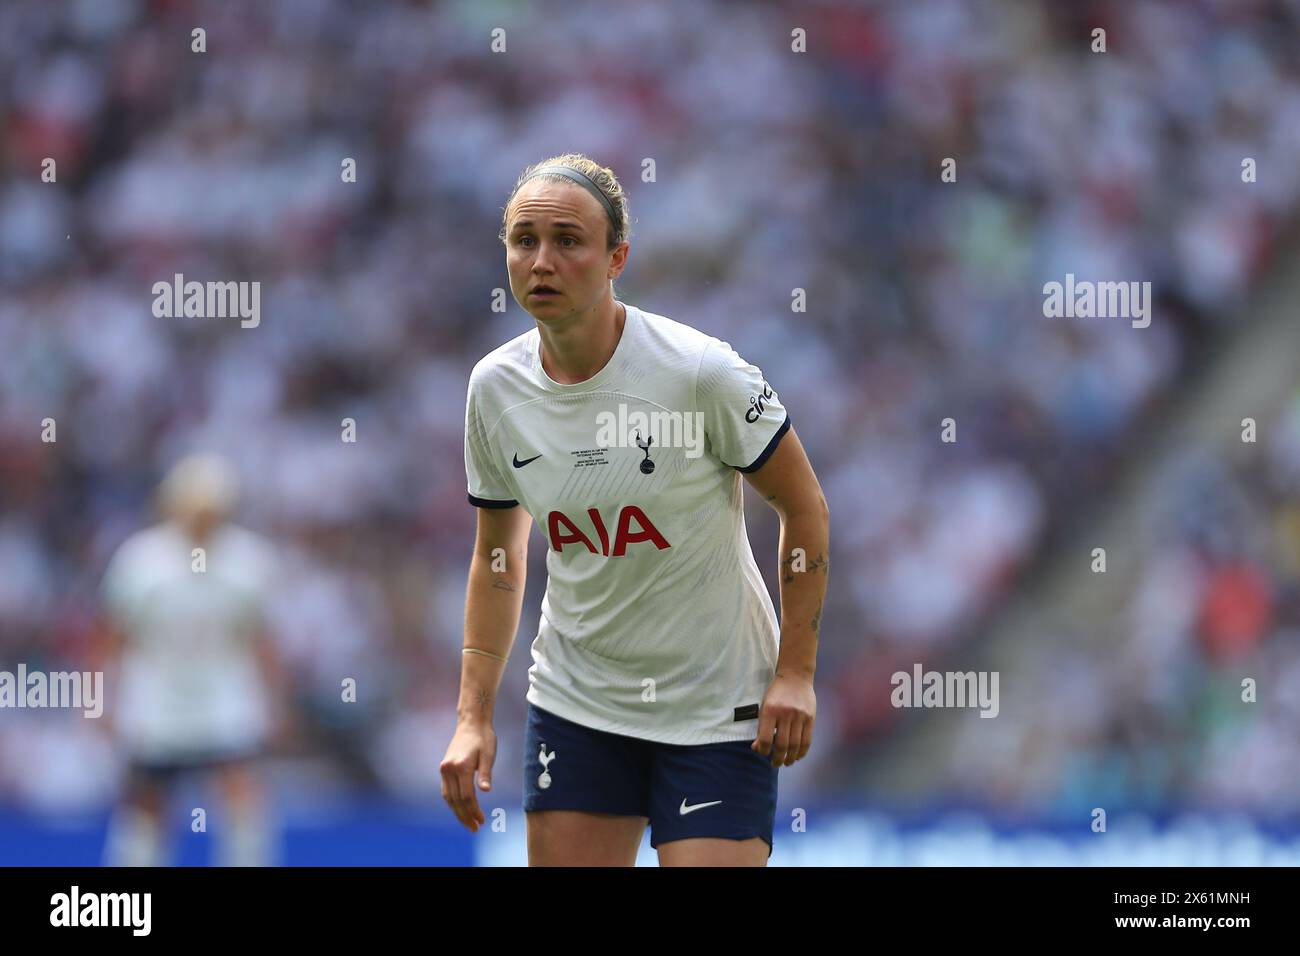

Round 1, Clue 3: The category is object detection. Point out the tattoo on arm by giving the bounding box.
[780,550,829,586]
[811,600,823,635]
[475,689,491,714]
[780,553,796,585]
[491,578,517,592]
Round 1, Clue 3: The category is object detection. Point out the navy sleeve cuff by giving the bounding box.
[468,493,519,508]
[735,414,792,473]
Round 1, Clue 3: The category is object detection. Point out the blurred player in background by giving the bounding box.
[441,154,830,866]
[99,453,285,866]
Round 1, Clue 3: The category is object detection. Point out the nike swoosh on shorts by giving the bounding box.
[679,799,724,815]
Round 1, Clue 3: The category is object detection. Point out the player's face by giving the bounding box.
[505,180,624,321]
[178,503,225,541]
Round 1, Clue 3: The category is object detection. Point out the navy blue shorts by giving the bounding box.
[522,703,778,856]
[126,745,261,788]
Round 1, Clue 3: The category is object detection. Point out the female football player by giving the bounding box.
[441,153,829,866]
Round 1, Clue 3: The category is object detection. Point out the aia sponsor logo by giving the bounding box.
[547,505,671,556]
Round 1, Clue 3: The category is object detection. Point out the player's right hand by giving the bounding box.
[440,720,496,832]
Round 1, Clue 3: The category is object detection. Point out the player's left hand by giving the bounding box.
[752,670,815,767]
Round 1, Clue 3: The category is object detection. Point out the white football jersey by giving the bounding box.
[101,522,277,760]
[464,303,791,744]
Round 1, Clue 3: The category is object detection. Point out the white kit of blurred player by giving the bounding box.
[99,453,283,866]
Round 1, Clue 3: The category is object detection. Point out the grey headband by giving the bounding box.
[518,165,620,240]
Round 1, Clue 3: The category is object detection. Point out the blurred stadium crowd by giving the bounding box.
[2,0,1300,822]
[941,385,1300,821]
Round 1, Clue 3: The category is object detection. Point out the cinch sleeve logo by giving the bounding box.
[745,382,774,423]
[546,506,671,556]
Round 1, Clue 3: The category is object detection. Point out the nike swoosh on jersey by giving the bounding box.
[513,452,542,468]
[679,798,724,815]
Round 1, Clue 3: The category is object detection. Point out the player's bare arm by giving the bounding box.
[440,504,532,832]
[93,614,128,737]
[741,425,829,767]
